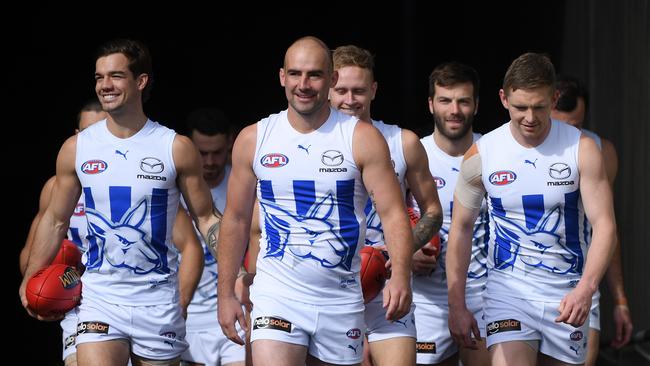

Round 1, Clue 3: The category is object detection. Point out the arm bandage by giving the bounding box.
[454,153,486,210]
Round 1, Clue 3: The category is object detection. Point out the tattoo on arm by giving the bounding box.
[369,190,377,208]
[413,212,442,251]
[206,221,220,260]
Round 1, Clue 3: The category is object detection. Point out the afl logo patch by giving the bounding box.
[73,203,85,216]
[433,176,445,189]
[81,160,107,174]
[489,170,517,185]
[570,330,583,341]
[261,153,289,168]
[346,328,361,339]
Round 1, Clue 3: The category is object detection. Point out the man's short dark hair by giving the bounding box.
[555,75,589,112]
[186,108,232,136]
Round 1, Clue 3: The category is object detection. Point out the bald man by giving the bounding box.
[217,36,413,366]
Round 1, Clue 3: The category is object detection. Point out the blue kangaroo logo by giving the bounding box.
[492,206,580,274]
[259,192,356,270]
[85,198,165,274]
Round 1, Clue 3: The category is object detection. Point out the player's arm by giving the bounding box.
[446,144,485,348]
[20,176,57,275]
[217,124,258,345]
[557,135,616,327]
[354,121,412,321]
[402,129,443,252]
[173,135,222,259]
[600,137,633,347]
[235,198,261,312]
[172,206,203,318]
[20,136,81,317]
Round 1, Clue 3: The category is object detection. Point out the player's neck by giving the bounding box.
[106,110,149,139]
[433,130,473,157]
[287,105,331,134]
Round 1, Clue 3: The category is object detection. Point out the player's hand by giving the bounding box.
[218,295,248,345]
[235,273,255,313]
[382,272,411,321]
[18,277,65,321]
[412,247,437,275]
[556,286,592,327]
[611,304,633,348]
[448,305,481,350]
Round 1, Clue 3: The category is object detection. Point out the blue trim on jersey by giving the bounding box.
[84,188,101,269]
[260,180,275,202]
[69,228,82,247]
[364,199,372,216]
[522,194,544,230]
[259,180,283,258]
[151,188,170,273]
[490,197,516,270]
[491,197,505,217]
[336,179,360,270]
[564,190,583,273]
[109,186,131,223]
[83,187,95,209]
[294,181,316,216]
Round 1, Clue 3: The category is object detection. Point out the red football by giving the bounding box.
[51,239,82,270]
[26,264,82,317]
[359,246,388,304]
[407,207,441,258]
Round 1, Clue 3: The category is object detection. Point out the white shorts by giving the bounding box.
[364,287,416,342]
[76,296,188,360]
[589,299,600,331]
[250,291,365,365]
[413,302,457,364]
[484,294,589,364]
[466,295,487,338]
[182,311,245,365]
[60,308,79,360]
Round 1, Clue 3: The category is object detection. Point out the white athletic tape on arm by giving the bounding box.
[454,153,485,210]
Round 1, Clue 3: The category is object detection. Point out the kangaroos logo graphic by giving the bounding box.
[492,206,581,274]
[85,198,167,275]
[259,192,357,270]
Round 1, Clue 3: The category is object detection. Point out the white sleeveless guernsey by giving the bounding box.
[76,119,180,305]
[478,120,586,301]
[364,120,407,246]
[252,108,367,305]
[186,165,231,316]
[413,133,489,304]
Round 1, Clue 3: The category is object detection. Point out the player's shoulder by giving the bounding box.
[400,127,420,145]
